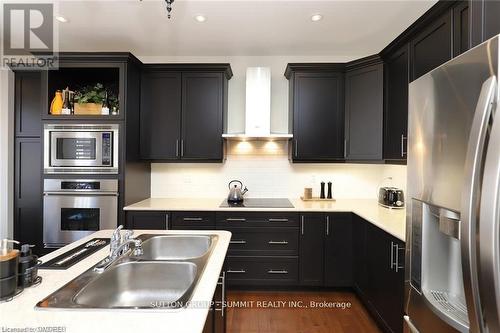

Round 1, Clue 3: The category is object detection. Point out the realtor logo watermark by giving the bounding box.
[2,3,59,69]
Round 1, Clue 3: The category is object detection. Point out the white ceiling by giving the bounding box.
[56,0,438,57]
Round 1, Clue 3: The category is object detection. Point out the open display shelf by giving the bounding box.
[45,67,122,120]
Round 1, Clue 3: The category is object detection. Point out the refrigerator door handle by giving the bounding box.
[478,98,500,333]
[461,75,497,333]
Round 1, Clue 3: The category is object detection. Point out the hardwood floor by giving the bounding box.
[226,290,382,333]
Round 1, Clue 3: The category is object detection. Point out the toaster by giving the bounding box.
[378,187,405,209]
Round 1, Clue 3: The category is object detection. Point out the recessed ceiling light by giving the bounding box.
[311,14,323,22]
[55,16,68,23]
[194,15,206,23]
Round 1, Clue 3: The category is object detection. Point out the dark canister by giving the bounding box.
[18,244,41,288]
[0,239,20,301]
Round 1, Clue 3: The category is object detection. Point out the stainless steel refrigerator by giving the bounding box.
[405,35,500,333]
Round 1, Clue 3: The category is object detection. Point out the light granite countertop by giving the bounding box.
[0,229,231,333]
[124,198,406,241]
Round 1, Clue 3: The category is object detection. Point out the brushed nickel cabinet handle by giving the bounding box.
[267,270,288,274]
[227,269,246,274]
[401,134,407,157]
[326,216,330,236]
[268,241,289,245]
[226,218,246,222]
[294,140,298,157]
[230,240,247,244]
[301,216,304,235]
[183,217,203,221]
[181,139,184,157]
[268,218,289,222]
[165,214,169,230]
[395,243,405,272]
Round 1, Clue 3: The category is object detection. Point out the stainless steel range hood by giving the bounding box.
[222,67,292,141]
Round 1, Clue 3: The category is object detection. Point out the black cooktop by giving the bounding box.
[219,198,294,208]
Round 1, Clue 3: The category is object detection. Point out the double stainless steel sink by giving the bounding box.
[37,234,218,310]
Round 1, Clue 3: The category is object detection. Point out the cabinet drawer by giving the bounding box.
[216,212,299,228]
[225,256,298,286]
[227,228,298,255]
[171,212,215,229]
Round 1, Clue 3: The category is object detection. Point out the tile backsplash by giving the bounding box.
[151,142,406,199]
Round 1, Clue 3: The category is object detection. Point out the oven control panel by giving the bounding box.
[102,132,112,166]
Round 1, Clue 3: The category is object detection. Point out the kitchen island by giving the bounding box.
[0,229,231,333]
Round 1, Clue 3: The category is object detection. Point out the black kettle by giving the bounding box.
[227,180,248,204]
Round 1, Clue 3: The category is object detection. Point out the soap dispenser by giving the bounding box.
[18,244,41,288]
[0,239,20,300]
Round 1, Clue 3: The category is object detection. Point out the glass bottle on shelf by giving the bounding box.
[50,90,63,115]
[101,91,110,115]
[61,88,71,115]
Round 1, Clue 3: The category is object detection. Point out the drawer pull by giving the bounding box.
[267,269,288,274]
[227,269,246,274]
[268,218,289,222]
[268,241,289,245]
[230,240,247,244]
[226,218,246,222]
[183,217,204,221]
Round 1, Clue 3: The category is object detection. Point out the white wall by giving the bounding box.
[140,54,407,199]
[151,141,406,199]
[0,69,14,239]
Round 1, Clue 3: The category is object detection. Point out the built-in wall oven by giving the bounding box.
[44,124,119,174]
[43,179,118,248]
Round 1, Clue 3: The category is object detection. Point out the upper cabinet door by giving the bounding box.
[292,72,344,161]
[410,11,452,81]
[453,1,470,57]
[15,71,43,137]
[345,63,383,161]
[471,0,500,47]
[384,46,409,160]
[181,73,224,161]
[140,71,182,160]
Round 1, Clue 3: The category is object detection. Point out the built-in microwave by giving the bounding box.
[44,124,119,174]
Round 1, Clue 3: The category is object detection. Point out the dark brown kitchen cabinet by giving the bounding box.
[15,71,44,137]
[14,137,43,252]
[125,211,169,230]
[453,1,470,57]
[410,10,452,81]
[140,72,182,160]
[354,216,405,333]
[299,213,325,286]
[218,211,299,286]
[383,45,409,161]
[13,70,43,255]
[345,60,384,161]
[471,0,500,48]
[285,65,345,162]
[140,64,231,162]
[324,213,353,287]
[299,213,353,287]
[203,272,226,333]
[181,73,225,161]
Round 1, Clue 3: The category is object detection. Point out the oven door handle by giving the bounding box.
[43,191,119,197]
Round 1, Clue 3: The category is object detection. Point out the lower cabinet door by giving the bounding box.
[324,213,353,287]
[225,256,298,286]
[299,213,325,286]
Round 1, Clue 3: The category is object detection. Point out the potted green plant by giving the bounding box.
[73,83,118,115]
